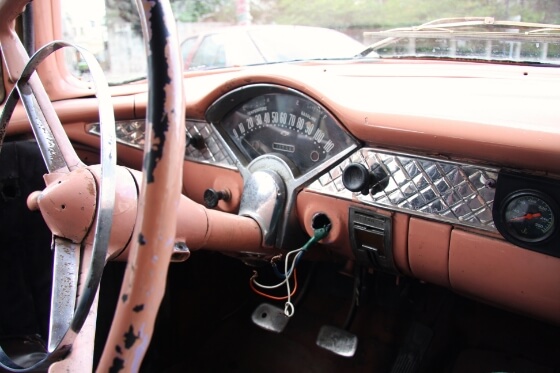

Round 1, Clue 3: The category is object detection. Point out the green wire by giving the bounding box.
[270,224,332,279]
[301,224,332,252]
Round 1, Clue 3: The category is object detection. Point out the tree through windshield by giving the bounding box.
[62,0,560,83]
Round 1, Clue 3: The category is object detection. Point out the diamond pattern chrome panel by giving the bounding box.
[88,120,236,169]
[309,148,499,231]
[185,120,236,168]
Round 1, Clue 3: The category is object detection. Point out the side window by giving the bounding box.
[62,0,146,83]
[189,34,226,70]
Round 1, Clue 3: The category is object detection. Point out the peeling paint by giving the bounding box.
[115,345,122,354]
[108,357,124,373]
[124,325,140,349]
[121,294,128,303]
[143,0,172,184]
[133,304,144,313]
[138,233,146,245]
[86,179,95,196]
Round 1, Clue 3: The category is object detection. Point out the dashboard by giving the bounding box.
[64,59,560,325]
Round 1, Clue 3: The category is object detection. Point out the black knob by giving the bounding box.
[186,133,205,150]
[342,163,389,195]
[203,188,231,208]
[342,163,372,195]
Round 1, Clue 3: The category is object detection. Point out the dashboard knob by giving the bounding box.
[186,133,205,150]
[342,163,388,195]
[203,188,231,208]
[342,163,372,195]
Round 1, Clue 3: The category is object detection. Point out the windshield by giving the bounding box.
[360,17,560,64]
[61,1,560,84]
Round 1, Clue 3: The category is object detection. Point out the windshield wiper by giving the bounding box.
[356,16,560,58]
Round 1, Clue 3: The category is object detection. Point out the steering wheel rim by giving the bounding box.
[95,0,185,371]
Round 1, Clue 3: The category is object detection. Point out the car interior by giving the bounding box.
[0,0,559,372]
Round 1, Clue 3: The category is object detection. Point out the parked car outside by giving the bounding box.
[180,25,365,70]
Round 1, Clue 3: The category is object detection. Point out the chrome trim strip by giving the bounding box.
[308,148,499,231]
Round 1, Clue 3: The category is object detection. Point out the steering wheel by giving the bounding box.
[0,0,184,371]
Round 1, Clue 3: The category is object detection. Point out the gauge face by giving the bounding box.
[502,192,557,243]
[219,93,356,175]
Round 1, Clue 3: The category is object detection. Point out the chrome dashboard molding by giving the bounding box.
[185,119,237,168]
[308,148,499,232]
[90,117,499,233]
[87,119,237,169]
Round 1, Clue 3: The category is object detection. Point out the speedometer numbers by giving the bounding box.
[222,93,355,175]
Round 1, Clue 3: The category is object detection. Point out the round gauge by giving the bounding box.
[217,91,357,175]
[501,191,557,244]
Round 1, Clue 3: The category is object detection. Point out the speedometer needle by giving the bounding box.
[508,212,542,222]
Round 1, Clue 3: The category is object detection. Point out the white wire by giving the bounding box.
[284,248,300,317]
[251,248,303,290]
[250,246,306,318]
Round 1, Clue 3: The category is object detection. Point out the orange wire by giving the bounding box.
[250,268,298,301]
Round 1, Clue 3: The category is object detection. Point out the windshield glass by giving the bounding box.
[61,1,560,84]
[360,17,560,64]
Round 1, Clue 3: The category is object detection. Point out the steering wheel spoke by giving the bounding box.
[48,237,80,353]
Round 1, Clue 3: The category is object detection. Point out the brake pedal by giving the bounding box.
[251,303,289,333]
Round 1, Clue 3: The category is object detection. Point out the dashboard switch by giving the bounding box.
[186,133,205,150]
[342,163,388,195]
[342,163,371,194]
[203,188,231,209]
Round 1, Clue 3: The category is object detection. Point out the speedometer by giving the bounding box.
[214,91,356,175]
